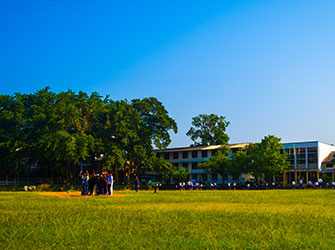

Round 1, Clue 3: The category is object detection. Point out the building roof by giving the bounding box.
[156,143,250,152]
[322,151,335,164]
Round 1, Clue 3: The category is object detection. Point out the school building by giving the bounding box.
[156,141,335,186]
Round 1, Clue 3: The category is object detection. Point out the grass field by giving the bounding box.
[1,190,335,249]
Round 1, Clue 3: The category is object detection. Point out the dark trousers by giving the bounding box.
[107,184,111,195]
[89,184,94,195]
[82,184,88,195]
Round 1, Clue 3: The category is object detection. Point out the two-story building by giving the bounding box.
[156,143,249,184]
[156,141,335,186]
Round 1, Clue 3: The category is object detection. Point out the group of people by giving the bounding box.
[178,181,277,190]
[292,178,335,189]
[178,181,204,190]
[80,170,114,196]
[79,173,335,194]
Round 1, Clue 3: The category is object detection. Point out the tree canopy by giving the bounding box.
[186,114,230,146]
[0,87,178,184]
[200,146,231,179]
[200,135,289,181]
[247,135,290,178]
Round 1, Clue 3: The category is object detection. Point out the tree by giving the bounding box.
[229,149,251,180]
[248,135,290,178]
[0,87,178,185]
[173,167,190,183]
[199,135,289,183]
[186,114,230,146]
[199,146,231,180]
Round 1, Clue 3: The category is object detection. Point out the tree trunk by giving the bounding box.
[114,165,119,185]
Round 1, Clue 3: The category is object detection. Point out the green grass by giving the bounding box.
[1,190,335,249]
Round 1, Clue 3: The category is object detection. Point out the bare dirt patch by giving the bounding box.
[38,192,125,198]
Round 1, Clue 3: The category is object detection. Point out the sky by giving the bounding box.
[0,0,335,147]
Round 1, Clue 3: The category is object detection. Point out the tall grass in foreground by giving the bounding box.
[1,190,335,249]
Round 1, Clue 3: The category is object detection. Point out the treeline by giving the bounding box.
[0,87,178,184]
[200,135,290,181]
[186,114,290,181]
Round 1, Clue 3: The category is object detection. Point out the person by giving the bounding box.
[332,181,335,189]
[153,182,160,193]
[318,178,323,188]
[247,183,250,190]
[188,180,193,190]
[101,172,107,195]
[292,181,296,189]
[96,174,101,195]
[81,172,88,196]
[107,173,114,196]
[315,181,319,188]
[233,182,236,190]
[272,182,275,189]
[179,182,183,191]
[299,179,303,189]
[88,173,96,196]
[227,182,231,190]
[307,180,312,188]
[135,176,140,192]
[110,173,114,196]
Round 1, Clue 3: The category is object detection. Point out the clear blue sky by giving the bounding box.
[1,0,335,147]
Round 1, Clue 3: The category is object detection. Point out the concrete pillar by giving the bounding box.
[295,171,298,183]
[306,171,309,182]
[317,171,320,180]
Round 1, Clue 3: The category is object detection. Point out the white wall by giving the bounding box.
[318,142,335,170]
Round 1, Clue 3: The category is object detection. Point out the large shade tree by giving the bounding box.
[186,114,230,147]
[0,88,178,184]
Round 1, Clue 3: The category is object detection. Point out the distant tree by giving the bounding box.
[186,114,230,146]
[229,148,251,180]
[199,146,231,180]
[248,135,290,179]
[150,155,175,182]
[199,135,289,182]
[173,167,190,183]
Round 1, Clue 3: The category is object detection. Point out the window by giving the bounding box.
[173,163,179,167]
[326,163,333,168]
[164,152,170,160]
[192,150,198,158]
[296,148,306,165]
[192,162,198,169]
[201,150,208,158]
[231,148,239,153]
[212,149,218,156]
[182,163,188,169]
[173,152,179,159]
[182,151,188,159]
[307,147,317,165]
